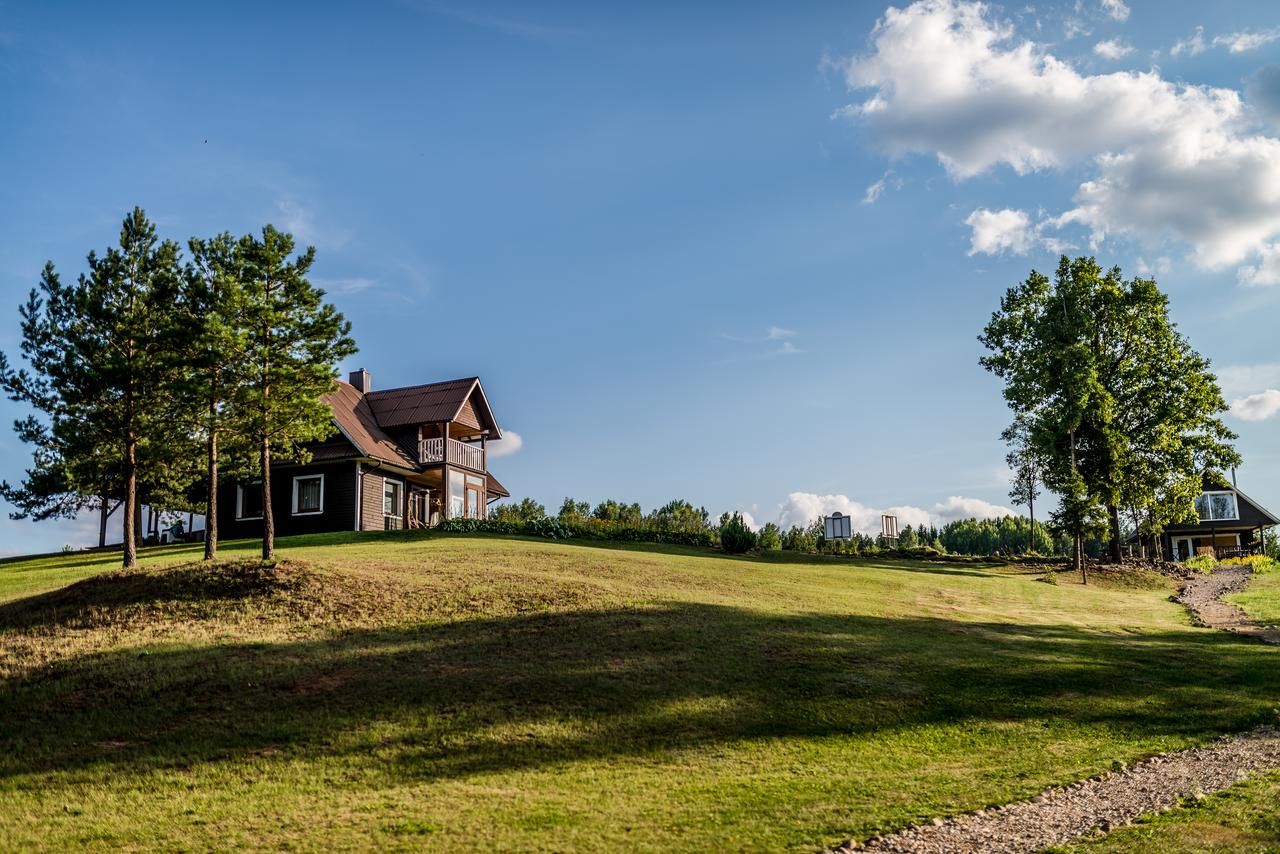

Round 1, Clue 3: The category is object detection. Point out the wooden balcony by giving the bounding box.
[418,437,486,471]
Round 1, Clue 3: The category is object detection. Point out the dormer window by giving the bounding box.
[1195,491,1239,522]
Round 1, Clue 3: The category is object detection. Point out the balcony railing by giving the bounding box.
[418,437,486,471]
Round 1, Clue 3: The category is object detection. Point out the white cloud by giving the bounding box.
[766,326,795,340]
[964,208,1033,255]
[487,429,523,458]
[1237,243,1280,286]
[1093,38,1134,60]
[862,169,903,204]
[1100,0,1129,22]
[1213,29,1280,54]
[839,0,1280,279]
[774,491,1018,533]
[1215,363,1280,400]
[1171,26,1206,57]
[932,495,1019,522]
[1134,255,1172,276]
[1230,389,1280,421]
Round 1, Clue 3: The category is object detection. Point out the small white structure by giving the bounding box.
[881,514,899,545]
[824,512,852,541]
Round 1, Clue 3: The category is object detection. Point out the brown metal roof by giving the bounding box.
[363,376,501,437]
[486,471,510,499]
[323,382,419,468]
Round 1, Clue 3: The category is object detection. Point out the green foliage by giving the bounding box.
[490,497,547,523]
[980,256,1240,564]
[1266,530,1280,562]
[757,522,782,551]
[718,512,757,555]
[232,225,356,560]
[1040,571,1059,586]
[557,497,591,521]
[1184,553,1218,573]
[592,499,643,524]
[437,515,715,547]
[1221,554,1279,574]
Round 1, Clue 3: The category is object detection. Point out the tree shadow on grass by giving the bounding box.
[2,599,1278,785]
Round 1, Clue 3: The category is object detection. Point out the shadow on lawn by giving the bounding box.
[2,599,1278,783]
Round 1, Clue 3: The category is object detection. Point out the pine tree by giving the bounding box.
[181,233,253,560]
[232,226,356,561]
[0,210,183,567]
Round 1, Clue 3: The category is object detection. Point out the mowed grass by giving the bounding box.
[1228,569,1280,627]
[2,534,1279,852]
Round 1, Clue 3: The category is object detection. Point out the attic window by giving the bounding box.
[1195,491,1239,522]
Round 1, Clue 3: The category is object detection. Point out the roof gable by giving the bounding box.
[323,382,419,468]
[362,376,501,437]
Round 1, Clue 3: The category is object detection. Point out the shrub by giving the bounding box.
[719,513,757,555]
[1221,554,1279,573]
[757,523,782,551]
[1183,553,1218,573]
[434,516,715,548]
[1040,570,1059,585]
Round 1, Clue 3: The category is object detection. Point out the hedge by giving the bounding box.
[435,516,716,548]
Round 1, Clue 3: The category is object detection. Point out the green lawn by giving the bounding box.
[1227,569,1280,628]
[2,534,1279,852]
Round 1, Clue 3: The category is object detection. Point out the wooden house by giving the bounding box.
[218,370,509,539]
[1160,476,1278,561]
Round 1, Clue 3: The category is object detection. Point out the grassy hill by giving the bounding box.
[3,533,1280,852]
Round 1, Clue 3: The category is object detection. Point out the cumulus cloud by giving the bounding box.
[1215,363,1280,400]
[964,208,1033,255]
[932,495,1019,522]
[1237,243,1280,286]
[487,429,523,458]
[1099,0,1129,22]
[838,0,1280,278]
[1093,38,1134,60]
[774,491,1018,533]
[1230,389,1280,421]
[1213,29,1280,54]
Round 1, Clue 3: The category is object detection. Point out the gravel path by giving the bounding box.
[1176,565,1280,645]
[825,567,1280,854]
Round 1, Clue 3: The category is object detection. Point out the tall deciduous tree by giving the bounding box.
[980,256,1239,567]
[233,226,355,561]
[1003,415,1044,554]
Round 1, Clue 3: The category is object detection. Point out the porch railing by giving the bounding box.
[418,437,486,471]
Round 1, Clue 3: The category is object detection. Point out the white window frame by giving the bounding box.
[1196,490,1240,522]
[292,473,325,516]
[383,477,403,518]
[236,481,264,521]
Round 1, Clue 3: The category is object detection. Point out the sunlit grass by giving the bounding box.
[2,533,1278,851]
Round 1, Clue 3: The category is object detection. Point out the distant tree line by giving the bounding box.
[0,208,355,567]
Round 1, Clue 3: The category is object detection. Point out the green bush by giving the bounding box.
[1183,553,1218,573]
[719,513,757,555]
[435,516,715,548]
[757,522,782,551]
[1221,554,1279,574]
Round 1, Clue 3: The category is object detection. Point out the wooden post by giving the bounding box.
[441,420,452,521]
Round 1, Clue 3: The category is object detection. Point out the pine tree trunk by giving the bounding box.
[1107,503,1123,564]
[261,438,274,561]
[1029,492,1035,554]
[98,491,109,549]
[122,435,138,568]
[204,424,218,561]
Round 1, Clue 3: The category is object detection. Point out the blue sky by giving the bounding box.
[2,0,1279,552]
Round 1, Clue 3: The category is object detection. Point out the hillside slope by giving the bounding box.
[2,533,1279,852]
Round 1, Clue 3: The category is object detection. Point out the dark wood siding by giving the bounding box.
[357,468,409,531]
[218,461,358,541]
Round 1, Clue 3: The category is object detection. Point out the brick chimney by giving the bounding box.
[348,368,371,392]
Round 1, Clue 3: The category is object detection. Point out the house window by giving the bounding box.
[448,469,465,518]
[237,481,263,520]
[383,479,402,517]
[292,474,324,515]
[1195,491,1239,522]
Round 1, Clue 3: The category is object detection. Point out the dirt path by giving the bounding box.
[826,567,1280,854]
